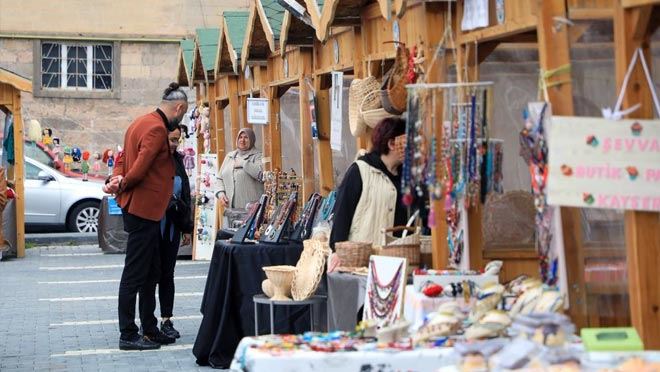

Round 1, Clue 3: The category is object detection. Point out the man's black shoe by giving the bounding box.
[161,319,181,339]
[119,336,161,351]
[144,330,176,345]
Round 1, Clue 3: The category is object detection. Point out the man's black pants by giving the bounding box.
[118,211,161,340]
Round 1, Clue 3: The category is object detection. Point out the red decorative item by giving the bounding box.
[6,188,15,199]
[402,192,413,207]
[422,283,443,297]
[407,46,417,83]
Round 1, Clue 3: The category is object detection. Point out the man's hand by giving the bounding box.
[102,175,123,194]
[182,234,192,246]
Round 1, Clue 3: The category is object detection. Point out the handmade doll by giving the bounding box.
[42,128,53,147]
[200,105,211,154]
[183,147,196,176]
[81,151,90,181]
[102,149,115,175]
[27,119,42,143]
[92,152,102,174]
[72,147,82,162]
[62,146,73,171]
[51,138,61,158]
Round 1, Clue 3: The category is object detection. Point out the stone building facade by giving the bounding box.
[0,0,247,157]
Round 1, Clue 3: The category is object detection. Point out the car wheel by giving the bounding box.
[67,201,100,233]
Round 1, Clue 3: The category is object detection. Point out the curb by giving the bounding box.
[25,233,98,247]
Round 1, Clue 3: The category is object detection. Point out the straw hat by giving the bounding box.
[349,77,382,137]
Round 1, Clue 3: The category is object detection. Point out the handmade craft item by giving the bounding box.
[363,255,407,328]
[63,146,73,171]
[41,128,53,147]
[464,310,511,340]
[27,119,42,143]
[81,151,90,181]
[200,104,211,154]
[183,147,196,176]
[261,191,298,244]
[511,313,575,348]
[291,239,331,301]
[519,102,558,285]
[290,193,323,242]
[468,283,505,323]
[92,152,102,174]
[262,265,296,301]
[414,310,462,343]
[103,149,114,175]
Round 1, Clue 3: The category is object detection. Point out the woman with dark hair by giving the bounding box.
[158,124,193,338]
[329,117,408,249]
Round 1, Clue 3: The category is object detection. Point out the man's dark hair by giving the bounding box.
[162,82,188,102]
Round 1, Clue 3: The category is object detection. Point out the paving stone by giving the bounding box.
[0,245,210,371]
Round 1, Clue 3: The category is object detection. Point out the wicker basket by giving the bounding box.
[376,244,421,266]
[359,90,398,128]
[335,241,372,268]
[381,46,410,114]
[383,226,420,246]
[349,77,382,137]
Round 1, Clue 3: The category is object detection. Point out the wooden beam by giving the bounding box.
[228,76,241,146]
[255,0,277,53]
[622,0,660,7]
[0,69,32,93]
[568,8,614,20]
[268,86,282,171]
[12,91,25,258]
[614,0,660,350]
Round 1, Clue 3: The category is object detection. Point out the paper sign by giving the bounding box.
[330,71,343,151]
[247,98,269,125]
[547,116,660,212]
[107,196,122,215]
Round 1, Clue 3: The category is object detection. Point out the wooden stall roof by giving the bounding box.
[0,68,32,93]
[191,31,209,83]
[196,28,221,81]
[313,0,393,41]
[215,11,249,76]
[279,0,316,50]
[177,39,194,86]
[241,0,286,69]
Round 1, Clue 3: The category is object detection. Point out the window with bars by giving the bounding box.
[40,42,114,91]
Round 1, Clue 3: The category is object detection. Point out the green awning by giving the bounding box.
[181,39,195,78]
[196,28,221,73]
[224,11,249,60]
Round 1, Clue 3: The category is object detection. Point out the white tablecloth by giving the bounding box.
[230,336,457,372]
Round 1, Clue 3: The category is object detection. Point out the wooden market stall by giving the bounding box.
[194,28,221,154]
[0,68,31,258]
[176,39,193,87]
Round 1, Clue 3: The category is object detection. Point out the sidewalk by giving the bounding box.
[0,244,212,371]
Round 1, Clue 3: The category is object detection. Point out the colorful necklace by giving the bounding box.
[368,261,404,323]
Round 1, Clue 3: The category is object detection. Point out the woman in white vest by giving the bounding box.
[330,117,407,249]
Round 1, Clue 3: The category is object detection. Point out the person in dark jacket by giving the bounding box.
[329,118,408,251]
[158,124,194,338]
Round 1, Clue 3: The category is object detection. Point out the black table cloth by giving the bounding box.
[193,240,307,369]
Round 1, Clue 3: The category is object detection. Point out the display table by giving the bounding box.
[230,335,456,372]
[327,272,367,331]
[193,240,309,369]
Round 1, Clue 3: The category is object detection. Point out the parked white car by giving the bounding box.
[24,156,105,233]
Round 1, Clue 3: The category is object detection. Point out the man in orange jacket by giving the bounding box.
[104,83,188,350]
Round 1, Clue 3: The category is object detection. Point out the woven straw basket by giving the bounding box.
[335,241,372,268]
[349,77,382,136]
[360,90,398,128]
[378,226,421,266]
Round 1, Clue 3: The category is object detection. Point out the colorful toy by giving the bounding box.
[63,146,73,171]
[92,152,102,174]
[42,128,53,147]
[183,147,196,176]
[72,147,82,162]
[103,149,115,175]
[81,151,90,181]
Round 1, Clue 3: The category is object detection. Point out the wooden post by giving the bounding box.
[208,82,217,154]
[12,92,25,258]
[536,0,592,329]
[228,76,241,146]
[614,1,660,349]
[298,49,315,200]
[268,86,282,171]
[352,26,371,151]
[314,74,334,196]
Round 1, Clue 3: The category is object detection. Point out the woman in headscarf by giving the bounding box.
[216,127,264,210]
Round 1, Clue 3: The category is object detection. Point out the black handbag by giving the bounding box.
[167,195,192,233]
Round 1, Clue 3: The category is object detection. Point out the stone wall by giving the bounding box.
[1,39,187,156]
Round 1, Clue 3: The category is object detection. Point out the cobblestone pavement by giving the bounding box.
[0,245,214,371]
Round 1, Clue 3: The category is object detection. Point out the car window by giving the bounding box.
[24,142,54,167]
[25,162,44,180]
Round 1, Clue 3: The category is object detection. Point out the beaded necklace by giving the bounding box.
[367,261,404,324]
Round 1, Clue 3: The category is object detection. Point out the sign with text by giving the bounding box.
[247,98,269,125]
[548,116,660,212]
